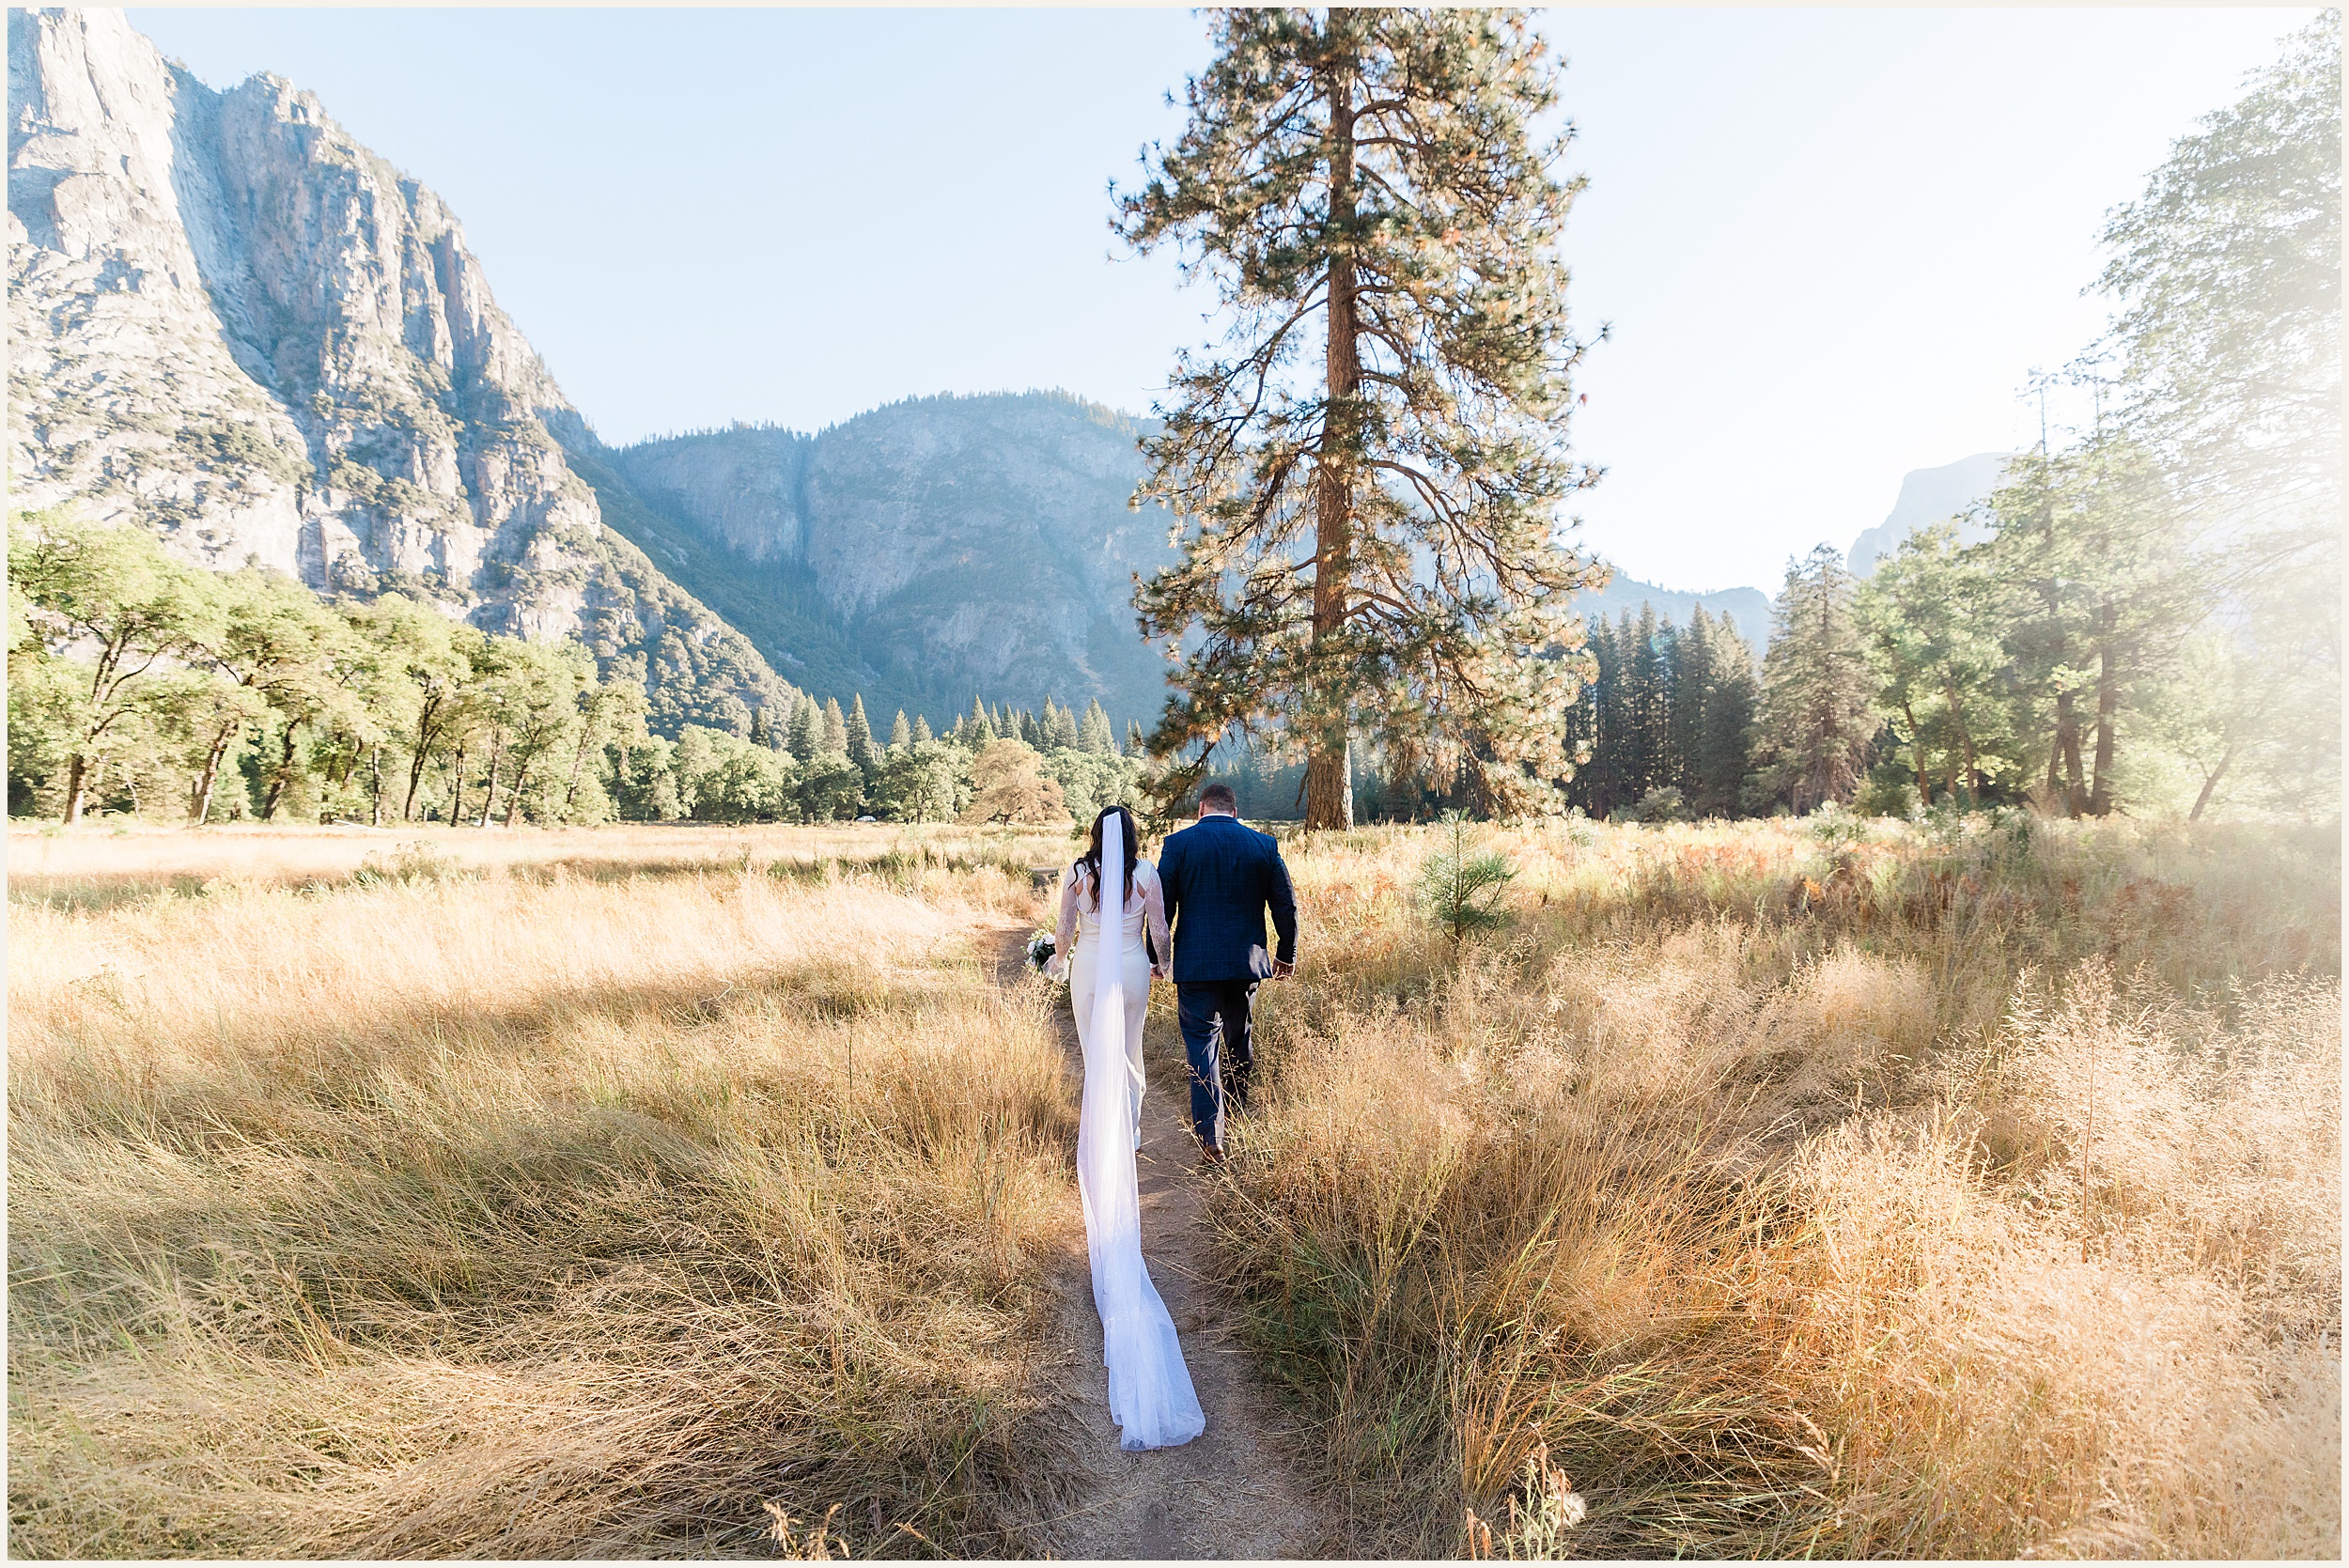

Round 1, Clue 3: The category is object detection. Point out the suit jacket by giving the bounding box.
[1157,813,1299,984]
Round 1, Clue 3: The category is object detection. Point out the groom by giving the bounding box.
[1155,782,1298,1161]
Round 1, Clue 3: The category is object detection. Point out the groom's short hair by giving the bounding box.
[1198,783,1238,814]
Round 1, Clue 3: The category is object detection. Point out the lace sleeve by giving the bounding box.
[1053,862,1082,975]
[1141,862,1171,970]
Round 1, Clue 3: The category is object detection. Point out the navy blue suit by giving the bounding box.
[1156,813,1298,1150]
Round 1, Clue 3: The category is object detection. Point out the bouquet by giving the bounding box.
[1026,928,1058,976]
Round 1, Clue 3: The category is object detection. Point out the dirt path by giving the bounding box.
[994,927,1337,1560]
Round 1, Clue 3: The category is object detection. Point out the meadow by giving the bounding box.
[7,811,2340,1558]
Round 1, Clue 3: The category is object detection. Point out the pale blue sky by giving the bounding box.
[129,7,2316,593]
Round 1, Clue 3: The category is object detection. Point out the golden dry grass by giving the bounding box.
[8,824,1085,1557]
[1209,814,2341,1558]
[8,814,2340,1559]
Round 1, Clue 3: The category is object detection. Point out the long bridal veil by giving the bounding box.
[1078,811,1206,1452]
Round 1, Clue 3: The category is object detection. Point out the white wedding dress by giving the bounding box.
[1051,815,1206,1452]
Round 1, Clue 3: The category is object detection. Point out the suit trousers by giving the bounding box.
[1174,979,1257,1151]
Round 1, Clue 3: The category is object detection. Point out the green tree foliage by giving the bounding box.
[2092,9,2341,816]
[1693,618,1762,817]
[1557,605,1757,821]
[8,512,225,823]
[845,693,879,779]
[873,738,967,824]
[786,694,818,763]
[1079,698,1116,756]
[675,725,801,823]
[1857,521,2017,809]
[1117,8,1605,827]
[1757,546,1878,814]
[1416,809,1516,946]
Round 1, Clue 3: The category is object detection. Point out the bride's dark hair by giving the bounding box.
[1077,804,1140,911]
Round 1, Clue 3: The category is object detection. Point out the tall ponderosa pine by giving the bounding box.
[1758,545,1877,813]
[1118,8,1604,828]
[820,697,849,758]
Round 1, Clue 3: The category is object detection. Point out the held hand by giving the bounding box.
[1271,958,1295,979]
[1149,963,1166,981]
[1044,955,1068,983]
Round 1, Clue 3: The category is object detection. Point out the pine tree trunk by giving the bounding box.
[191,731,232,825]
[260,725,299,821]
[1304,52,1360,833]
[1941,676,1982,800]
[62,753,88,825]
[1901,700,1932,807]
[369,743,382,827]
[2087,613,2120,817]
[477,732,503,829]
[562,725,594,814]
[2188,742,2236,822]
[504,760,530,829]
[2052,691,2087,816]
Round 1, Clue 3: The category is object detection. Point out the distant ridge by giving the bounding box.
[1578,570,1774,647]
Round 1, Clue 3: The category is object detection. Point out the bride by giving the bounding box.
[1047,804,1206,1452]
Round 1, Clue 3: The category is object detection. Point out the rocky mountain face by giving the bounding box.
[594,393,1182,729]
[7,7,797,733]
[1847,452,2012,579]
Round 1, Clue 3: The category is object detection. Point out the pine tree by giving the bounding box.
[845,693,879,777]
[1126,721,1145,758]
[889,709,912,753]
[1696,614,1760,815]
[786,694,817,763]
[747,704,772,750]
[820,697,848,757]
[1044,699,1081,753]
[1117,9,1604,827]
[966,695,994,746]
[1757,545,1877,813]
[1621,604,1672,802]
[1562,613,1622,817]
[1080,699,1115,755]
[1987,438,2192,816]
[1018,708,1042,749]
[912,714,934,747]
[1670,608,1717,798]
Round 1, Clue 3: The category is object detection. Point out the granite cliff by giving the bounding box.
[587,393,1182,729]
[6,7,797,732]
[1846,452,2013,579]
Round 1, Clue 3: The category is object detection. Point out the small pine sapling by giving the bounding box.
[1417,809,1517,949]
